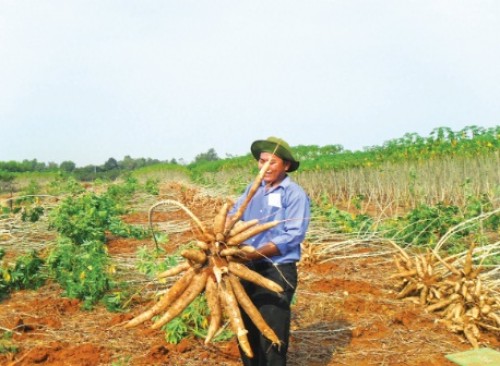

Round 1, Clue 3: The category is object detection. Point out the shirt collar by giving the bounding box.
[260,175,291,190]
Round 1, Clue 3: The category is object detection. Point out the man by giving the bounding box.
[229,136,310,366]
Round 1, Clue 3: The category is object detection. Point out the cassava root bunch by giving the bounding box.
[124,158,284,358]
[391,243,500,348]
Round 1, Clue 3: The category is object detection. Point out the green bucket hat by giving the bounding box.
[250,136,300,172]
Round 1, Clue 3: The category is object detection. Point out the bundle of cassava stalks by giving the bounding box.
[124,158,283,359]
[391,240,500,348]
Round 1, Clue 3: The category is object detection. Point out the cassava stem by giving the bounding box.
[224,159,272,236]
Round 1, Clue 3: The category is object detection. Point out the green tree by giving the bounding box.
[194,148,219,163]
[104,157,119,171]
[119,155,136,170]
[60,161,76,173]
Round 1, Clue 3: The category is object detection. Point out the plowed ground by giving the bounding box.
[1,183,498,365]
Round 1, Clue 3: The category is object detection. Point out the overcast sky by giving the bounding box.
[1,1,499,166]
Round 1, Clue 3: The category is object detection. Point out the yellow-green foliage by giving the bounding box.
[131,163,189,183]
[8,171,60,192]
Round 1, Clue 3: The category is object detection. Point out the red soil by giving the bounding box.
[0,185,497,366]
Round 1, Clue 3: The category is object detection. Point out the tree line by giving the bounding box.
[1,125,497,182]
[0,148,222,183]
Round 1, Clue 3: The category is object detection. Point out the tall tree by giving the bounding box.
[194,148,219,163]
[60,161,76,173]
[104,157,119,171]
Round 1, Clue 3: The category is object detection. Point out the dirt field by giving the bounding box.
[0,183,498,366]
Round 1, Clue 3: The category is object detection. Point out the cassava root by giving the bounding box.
[392,245,499,348]
[125,158,285,358]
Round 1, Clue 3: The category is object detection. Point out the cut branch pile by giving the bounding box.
[391,242,500,348]
[124,159,283,359]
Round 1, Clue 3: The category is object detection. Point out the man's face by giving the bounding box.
[258,152,290,185]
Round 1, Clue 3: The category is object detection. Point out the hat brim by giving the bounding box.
[251,140,300,172]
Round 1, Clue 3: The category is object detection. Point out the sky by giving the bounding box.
[1,0,499,167]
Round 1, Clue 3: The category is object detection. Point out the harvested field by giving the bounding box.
[0,183,498,366]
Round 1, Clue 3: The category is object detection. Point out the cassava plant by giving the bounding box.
[124,158,286,359]
[49,191,147,244]
[0,250,46,301]
[47,238,113,310]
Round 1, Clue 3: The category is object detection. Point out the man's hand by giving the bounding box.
[240,242,281,261]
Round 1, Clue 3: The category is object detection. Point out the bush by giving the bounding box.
[47,238,113,310]
[0,250,46,301]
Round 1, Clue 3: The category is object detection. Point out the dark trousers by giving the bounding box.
[239,262,297,366]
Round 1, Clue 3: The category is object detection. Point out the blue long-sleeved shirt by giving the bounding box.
[229,175,310,264]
